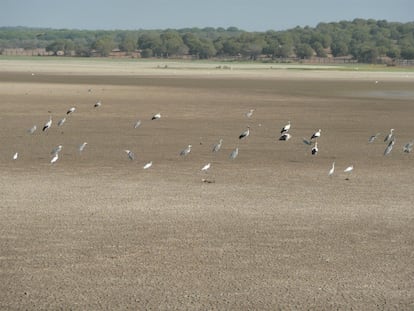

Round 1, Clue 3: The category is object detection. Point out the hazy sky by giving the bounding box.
[2,0,413,31]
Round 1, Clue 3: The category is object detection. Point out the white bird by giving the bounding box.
[212,139,223,153]
[151,113,161,120]
[42,116,52,132]
[328,161,335,176]
[368,132,381,143]
[143,161,153,169]
[50,153,59,164]
[57,117,66,127]
[344,165,353,180]
[245,109,255,118]
[124,149,135,160]
[28,125,37,134]
[51,145,63,156]
[94,100,102,108]
[384,128,394,143]
[384,139,395,156]
[201,163,211,172]
[13,152,19,160]
[311,142,318,155]
[180,145,192,156]
[66,107,76,115]
[403,141,413,153]
[134,120,142,128]
[79,142,88,153]
[310,129,321,140]
[280,121,291,134]
[279,133,292,141]
[229,147,239,159]
[239,126,250,140]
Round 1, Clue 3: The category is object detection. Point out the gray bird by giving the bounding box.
[403,141,413,153]
[229,147,239,159]
[212,139,223,153]
[384,129,394,143]
[384,139,395,156]
[180,145,192,156]
[124,149,135,160]
[368,132,381,143]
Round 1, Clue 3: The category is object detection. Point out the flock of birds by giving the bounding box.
[7,90,413,183]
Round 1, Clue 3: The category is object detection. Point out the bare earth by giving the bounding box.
[1,60,413,310]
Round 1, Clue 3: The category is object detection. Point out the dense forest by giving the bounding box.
[1,19,414,63]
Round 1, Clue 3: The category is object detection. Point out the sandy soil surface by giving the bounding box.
[1,60,413,309]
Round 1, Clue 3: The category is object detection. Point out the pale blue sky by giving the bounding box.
[1,0,413,31]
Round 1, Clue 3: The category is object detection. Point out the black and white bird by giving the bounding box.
[42,116,52,132]
[384,139,395,156]
[28,125,37,134]
[229,147,239,159]
[180,145,192,156]
[51,145,63,156]
[212,139,223,153]
[368,132,381,143]
[280,121,291,134]
[94,100,102,108]
[239,126,250,140]
[311,142,318,155]
[403,141,413,153]
[384,128,394,143]
[151,113,161,120]
[245,109,255,118]
[78,142,88,153]
[328,161,335,176]
[57,117,66,127]
[66,107,76,115]
[143,161,153,169]
[124,149,135,160]
[310,129,321,140]
[279,133,292,141]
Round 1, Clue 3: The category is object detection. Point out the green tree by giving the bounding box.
[92,36,115,56]
[295,43,314,59]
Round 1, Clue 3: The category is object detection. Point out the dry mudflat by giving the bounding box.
[1,59,414,309]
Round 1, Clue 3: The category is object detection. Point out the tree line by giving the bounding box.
[1,19,414,63]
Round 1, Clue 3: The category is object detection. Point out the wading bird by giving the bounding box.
[280,121,291,134]
[212,139,223,153]
[124,149,135,160]
[279,133,292,141]
[134,120,142,128]
[239,126,250,140]
[201,163,211,172]
[12,152,18,160]
[368,132,381,143]
[143,161,153,169]
[42,116,52,132]
[229,147,239,159]
[50,153,59,164]
[384,139,395,156]
[66,107,76,115]
[384,129,394,143]
[311,142,318,155]
[180,145,192,156]
[79,142,88,153]
[344,165,353,180]
[57,117,66,127]
[328,161,335,177]
[151,113,161,120]
[245,109,255,118]
[51,145,63,156]
[94,100,102,108]
[28,125,37,134]
[310,129,321,140]
[403,141,413,153]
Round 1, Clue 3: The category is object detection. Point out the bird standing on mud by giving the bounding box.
[239,126,250,140]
